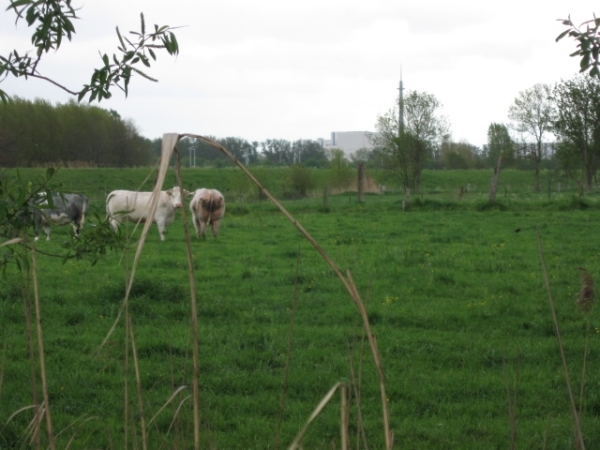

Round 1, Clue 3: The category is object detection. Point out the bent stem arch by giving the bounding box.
[174,133,393,449]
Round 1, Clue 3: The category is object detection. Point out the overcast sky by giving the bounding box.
[1,0,596,148]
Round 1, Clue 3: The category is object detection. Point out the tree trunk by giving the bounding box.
[489,156,503,202]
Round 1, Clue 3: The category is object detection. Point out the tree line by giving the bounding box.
[0,98,154,167]
[371,74,600,193]
[151,136,332,168]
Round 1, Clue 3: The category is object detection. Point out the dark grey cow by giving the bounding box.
[34,193,89,241]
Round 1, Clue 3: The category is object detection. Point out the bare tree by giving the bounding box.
[508,84,555,191]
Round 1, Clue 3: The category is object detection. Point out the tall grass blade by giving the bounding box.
[147,385,188,427]
[3,404,38,427]
[128,315,148,450]
[166,395,191,436]
[288,382,342,450]
[348,338,369,450]
[576,268,594,429]
[172,145,202,450]
[275,249,300,450]
[24,403,45,446]
[537,228,585,449]
[31,247,55,450]
[20,264,41,449]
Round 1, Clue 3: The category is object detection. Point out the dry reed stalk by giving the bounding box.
[178,133,393,450]
[537,228,585,450]
[23,403,45,445]
[341,383,349,450]
[20,262,41,449]
[167,333,185,446]
[124,235,130,450]
[576,268,594,430]
[288,382,342,450]
[275,250,300,450]
[100,134,179,351]
[347,339,369,450]
[31,247,56,450]
[128,315,148,450]
[173,148,202,450]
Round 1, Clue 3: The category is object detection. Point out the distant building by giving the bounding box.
[319,131,375,156]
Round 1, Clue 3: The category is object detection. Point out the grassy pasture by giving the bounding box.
[2,167,600,449]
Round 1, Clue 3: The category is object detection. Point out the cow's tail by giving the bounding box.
[208,197,213,225]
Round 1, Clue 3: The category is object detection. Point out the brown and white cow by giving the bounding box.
[106,187,188,241]
[189,188,225,238]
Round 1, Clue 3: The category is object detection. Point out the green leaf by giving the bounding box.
[116,26,125,49]
[0,89,10,104]
[556,29,571,42]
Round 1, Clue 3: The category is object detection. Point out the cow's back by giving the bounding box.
[107,190,170,222]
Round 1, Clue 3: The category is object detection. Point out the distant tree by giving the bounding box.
[557,15,600,78]
[485,123,515,168]
[508,84,555,191]
[349,148,372,164]
[261,139,293,165]
[287,164,316,198]
[291,139,329,168]
[218,137,257,166]
[439,139,482,169]
[1,1,179,103]
[328,149,353,191]
[372,91,449,191]
[551,75,600,190]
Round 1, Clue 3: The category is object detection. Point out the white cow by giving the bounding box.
[189,188,225,238]
[106,187,188,241]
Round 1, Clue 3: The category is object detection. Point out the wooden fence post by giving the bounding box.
[357,162,365,203]
[488,156,502,202]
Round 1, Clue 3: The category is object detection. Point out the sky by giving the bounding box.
[0,0,597,149]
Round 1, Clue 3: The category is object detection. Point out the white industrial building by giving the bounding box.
[318,131,376,157]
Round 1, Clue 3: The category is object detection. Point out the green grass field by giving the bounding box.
[2,167,600,449]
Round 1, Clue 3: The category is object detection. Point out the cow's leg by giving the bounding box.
[199,220,207,239]
[44,225,51,241]
[71,222,81,237]
[192,215,201,238]
[211,219,222,238]
[75,213,85,236]
[157,220,166,241]
[108,217,120,233]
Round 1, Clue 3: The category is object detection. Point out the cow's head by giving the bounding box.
[166,187,190,208]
